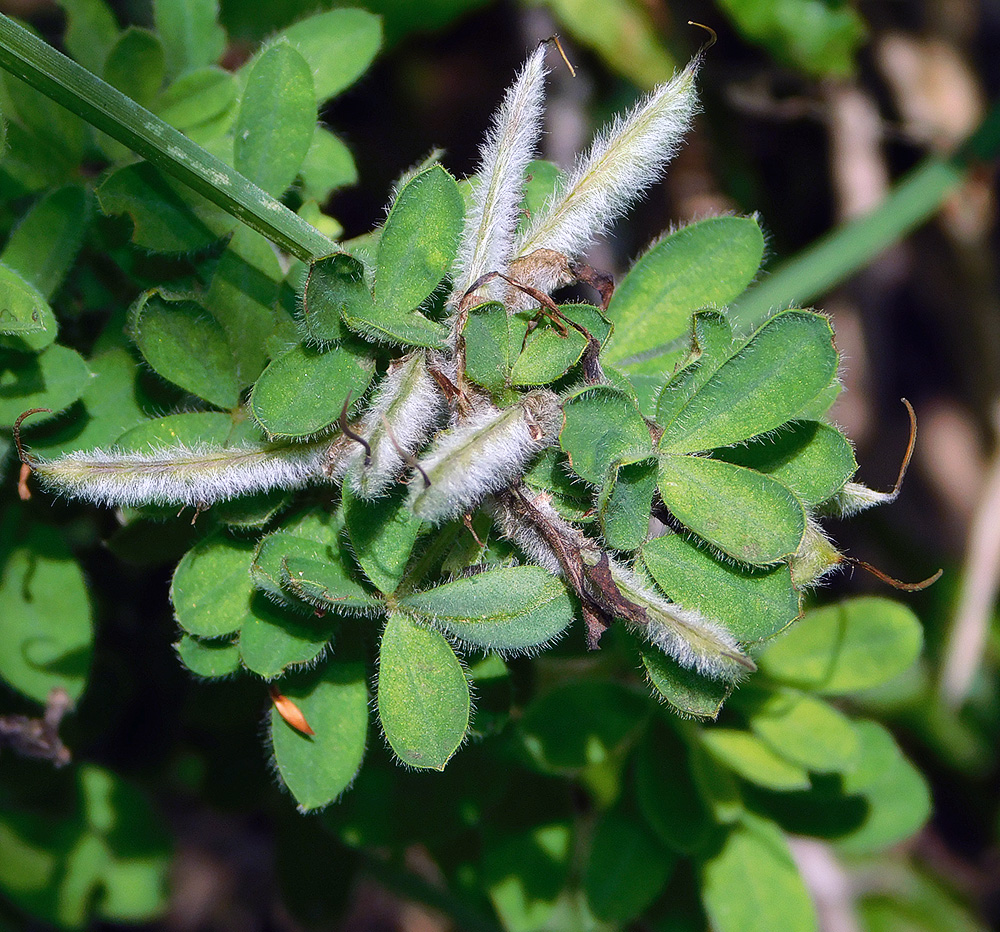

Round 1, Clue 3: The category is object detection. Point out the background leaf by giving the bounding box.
[700,816,818,932]
[233,42,315,197]
[0,519,92,702]
[757,597,923,694]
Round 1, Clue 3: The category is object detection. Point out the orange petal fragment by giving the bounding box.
[17,462,31,501]
[268,685,315,736]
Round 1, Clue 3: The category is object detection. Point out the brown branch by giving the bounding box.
[0,687,72,767]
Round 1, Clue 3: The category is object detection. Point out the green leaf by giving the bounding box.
[238,594,335,679]
[154,65,237,134]
[745,688,860,774]
[700,816,818,932]
[642,533,800,643]
[280,556,382,615]
[300,252,371,344]
[377,612,470,770]
[270,659,369,811]
[659,311,838,453]
[634,719,714,853]
[3,68,88,164]
[0,520,92,702]
[213,489,290,529]
[641,647,730,720]
[518,682,647,775]
[483,822,573,932]
[522,447,595,524]
[463,301,517,395]
[23,346,152,457]
[757,596,923,694]
[657,454,805,565]
[510,304,611,387]
[540,0,678,88]
[652,309,734,425]
[835,720,931,853]
[234,42,315,197]
[560,384,651,485]
[699,729,811,791]
[103,28,165,109]
[0,343,91,427]
[299,128,357,202]
[131,291,240,409]
[715,0,866,78]
[604,217,764,369]
[325,166,460,350]
[397,566,574,653]
[117,409,261,451]
[343,484,423,595]
[0,263,51,335]
[251,526,344,608]
[0,120,69,194]
[98,162,230,253]
[598,455,656,551]
[250,342,374,438]
[0,765,170,928]
[714,420,857,508]
[583,808,674,923]
[175,634,241,678]
[153,0,225,78]
[57,0,120,74]
[202,225,282,389]
[274,8,381,103]
[170,532,257,638]
[1,185,91,300]
[376,164,463,314]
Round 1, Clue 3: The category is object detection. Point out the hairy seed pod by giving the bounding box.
[410,391,562,523]
[344,352,445,499]
[32,438,345,508]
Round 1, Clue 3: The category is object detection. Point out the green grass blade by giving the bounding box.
[730,98,1000,330]
[0,13,334,261]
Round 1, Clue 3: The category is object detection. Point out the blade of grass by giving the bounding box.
[729,99,1000,331]
[0,13,335,262]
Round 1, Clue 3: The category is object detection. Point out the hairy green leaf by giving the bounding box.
[377,612,470,770]
[131,291,240,408]
[642,533,800,642]
[250,342,374,438]
[658,310,838,454]
[560,384,651,485]
[271,660,369,811]
[397,566,574,653]
[605,217,763,369]
[657,454,806,565]
[171,532,257,638]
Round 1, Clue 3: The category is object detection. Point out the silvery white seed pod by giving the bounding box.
[452,44,547,302]
[31,437,345,508]
[514,55,700,294]
[609,560,755,681]
[493,489,752,682]
[410,391,562,523]
[344,352,445,500]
